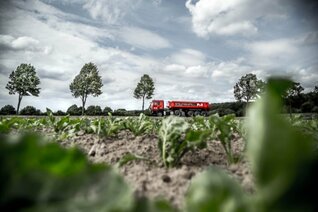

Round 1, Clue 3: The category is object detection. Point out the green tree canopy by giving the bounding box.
[70,62,103,115]
[285,82,304,97]
[284,81,305,113]
[233,73,265,103]
[134,74,155,111]
[5,64,41,114]
[103,106,113,115]
[86,105,102,116]
[0,105,16,115]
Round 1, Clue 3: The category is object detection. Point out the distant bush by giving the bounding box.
[0,105,16,115]
[86,105,102,116]
[209,102,246,117]
[54,110,66,116]
[66,104,81,116]
[113,108,127,116]
[312,106,318,113]
[124,110,143,116]
[20,106,40,115]
[143,109,151,116]
[103,106,113,115]
[301,101,314,113]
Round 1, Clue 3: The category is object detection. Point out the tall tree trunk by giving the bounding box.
[142,96,145,112]
[17,94,22,115]
[82,99,85,115]
[81,95,87,116]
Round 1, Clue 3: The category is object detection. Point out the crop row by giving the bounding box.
[0,109,243,166]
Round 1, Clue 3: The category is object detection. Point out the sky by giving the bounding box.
[0,0,317,112]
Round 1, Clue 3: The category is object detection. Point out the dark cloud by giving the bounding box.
[289,0,318,28]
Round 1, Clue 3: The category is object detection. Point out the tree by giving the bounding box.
[234,73,265,103]
[0,105,16,115]
[6,64,41,114]
[286,82,304,97]
[70,62,103,115]
[284,82,304,113]
[54,110,66,116]
[66,104,81,116]
[19,106,38,115]
[103,106,112,115]
[86,105,102,116]
[134,74,155,111]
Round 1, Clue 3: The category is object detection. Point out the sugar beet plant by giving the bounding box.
[123,113,153,136]
[158,116,209,167]
[209,114,239,164]
[189,114,241,164]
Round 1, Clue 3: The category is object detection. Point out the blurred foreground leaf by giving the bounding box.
[185,167,248,212]
[185,78,318,212]
[0,133,133,211]
[247,78,318,211]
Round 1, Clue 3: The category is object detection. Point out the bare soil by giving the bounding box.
[60,131,254,209]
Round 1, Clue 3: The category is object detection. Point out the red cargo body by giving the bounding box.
[168,101,209,110]
[149,100,210,116]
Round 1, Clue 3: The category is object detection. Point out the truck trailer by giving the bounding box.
[149,100,210,116]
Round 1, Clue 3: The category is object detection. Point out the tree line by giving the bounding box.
[2,63,318,116]
[4,63,154,115]
[221,73,318,116]
[0,104,149,116]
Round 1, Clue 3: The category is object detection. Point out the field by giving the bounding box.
[1,80,318,211]
[62,122,251,208]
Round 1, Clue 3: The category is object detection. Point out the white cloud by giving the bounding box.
[244,38,301,69]
[0,35,51,53]
[169,48,206,66]
[217,21,257,36]
[185,65,208,78]
[211,61,254,82]
[117,27,171,49]
[162,49,209,78]
[247,39,297,57]
[185,0,286,37]
[164,64,186,72]
[83,0,141,24]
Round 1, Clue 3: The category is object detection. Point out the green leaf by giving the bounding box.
[158,116,209,167]
[132,196,176,212]
[209,114,238,164]
[0,133,133,211]
[185,167,248,212]
[246,78,318,211]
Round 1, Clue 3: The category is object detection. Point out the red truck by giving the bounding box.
[149,100,210,116]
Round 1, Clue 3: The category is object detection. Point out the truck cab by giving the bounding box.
[149,100,164,116]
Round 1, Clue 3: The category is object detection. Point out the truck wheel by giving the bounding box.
[157,112,163,117]
[201,111,207,116]
[187,111,194,117]
[194,111,200,116]
[174,110,181,116]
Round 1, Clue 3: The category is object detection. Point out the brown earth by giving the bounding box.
[60,130,254,209]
